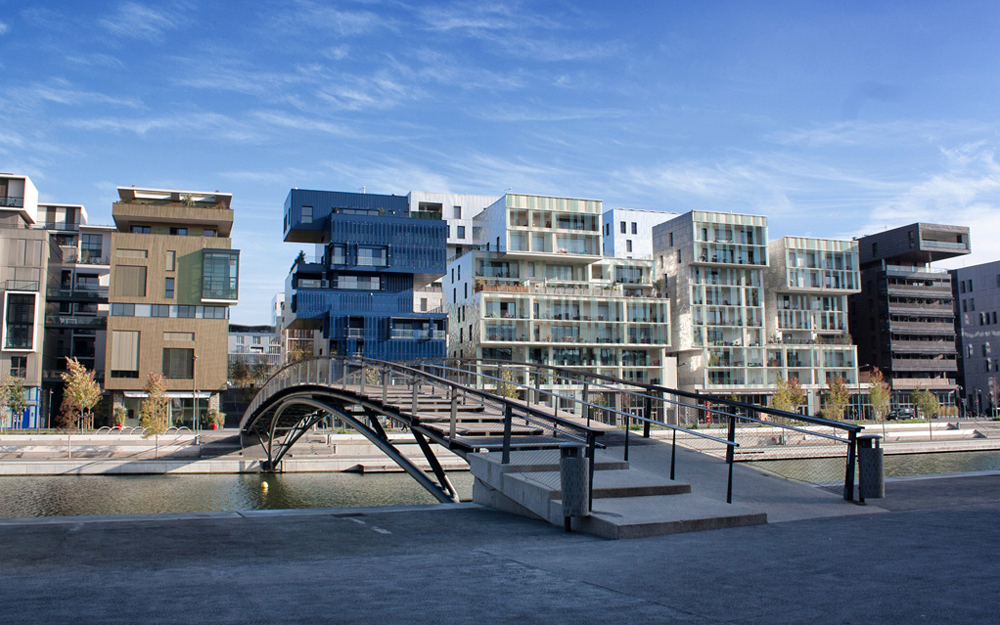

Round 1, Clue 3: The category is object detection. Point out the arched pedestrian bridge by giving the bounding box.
[240,358,867,524]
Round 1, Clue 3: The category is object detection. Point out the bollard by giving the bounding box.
[857,434,884,500]
[559,443,590,531]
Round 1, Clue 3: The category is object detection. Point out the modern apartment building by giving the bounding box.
[653,211,860,412]
[228,323,281,372]
[40,202,113,427]
[406,191,498,313]
[282,189,447,361]
[849,223,969,407]
[765,237,860,413]
[602,208,677,260]
[444,193,672,387]
[950,260,1000,416]
[105,187,239,427]
[0,174,46,427]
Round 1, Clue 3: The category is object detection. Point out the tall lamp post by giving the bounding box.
[855,364,869,421]
[193,354,199,432]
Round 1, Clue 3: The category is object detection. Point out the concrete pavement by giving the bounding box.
[1,471,998,624]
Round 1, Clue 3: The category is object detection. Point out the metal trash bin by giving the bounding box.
[560,443,590,531]
[857,434,884,500]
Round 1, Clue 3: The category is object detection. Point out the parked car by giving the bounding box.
[886,408,916,420]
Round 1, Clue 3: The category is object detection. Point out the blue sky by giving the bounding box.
[3,1,1000,324]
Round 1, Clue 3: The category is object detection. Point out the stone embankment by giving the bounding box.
[0,430,467,476]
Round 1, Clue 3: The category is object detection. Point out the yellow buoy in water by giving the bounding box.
[261,481,269,490]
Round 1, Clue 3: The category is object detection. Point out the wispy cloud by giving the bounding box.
[0,20,9,35]
[768,119,996,148]
[270,0,389,36]
[66,111,259,142]
[98,2,189,42]
[10,79,143,109]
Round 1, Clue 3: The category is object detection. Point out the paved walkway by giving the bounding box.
[1,469,998,623]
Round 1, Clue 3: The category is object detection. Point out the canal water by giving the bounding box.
[1,451,998,520]
[0,472,475,520]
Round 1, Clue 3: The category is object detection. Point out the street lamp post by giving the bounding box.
[855,364,869,421]
[193,354,199,432]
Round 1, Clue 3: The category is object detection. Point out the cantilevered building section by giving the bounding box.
[849,223,970,406]
[445,193,671,385]
[282,190,447,361]
[106,187,239,427]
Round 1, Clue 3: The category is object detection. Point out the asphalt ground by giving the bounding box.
[1,472,998,624]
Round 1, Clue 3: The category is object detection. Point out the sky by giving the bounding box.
[3,1,1000,324]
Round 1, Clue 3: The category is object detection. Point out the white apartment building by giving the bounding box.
[602,208,677,259]
[444,193,672,391]
[653,211,860,413]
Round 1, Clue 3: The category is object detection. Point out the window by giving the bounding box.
[80,234,103,262]
[110,330,139,378]
[165,332,194,341]
[163,348,194,380]
[301,206,313,224]
[357,246,388,267]
[626,240,633,253]
[203,229,217,237]
[420,298,428,312]
[151,304,170,317]
[330,244,346,264]
[631,222,637,235]
[165,277,174,299]
[669,232,674,246]
[453,206,461,219]
[111,303,135,316]
[170,227,188,236]
[202,250,240,301]
[203,306,228,319]
[117,249,147,259]
[620,222,626,234]
[177,306,196,318]
[457,226,466,239]
[677,250,682,263]
[457,266,461,281]
[3,293,34,350]
[9,356,26,378]
[335,275,380,290]
[969,279,974,292]
[166,250,176,271]
[114,266,146,297]
[130,226,151,234]
[604,223,609,236]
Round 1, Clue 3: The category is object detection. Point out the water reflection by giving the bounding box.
[750,450,1000,483]
[0,472,475,520]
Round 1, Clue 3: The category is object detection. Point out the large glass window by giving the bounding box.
[357,246,388,267]
[4,294,35,349]
[163,348,194,380]
[80,234,103,263]
[202,250,240,301]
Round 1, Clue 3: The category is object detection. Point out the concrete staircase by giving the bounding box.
[469,449,767,539]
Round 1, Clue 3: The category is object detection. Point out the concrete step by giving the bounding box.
[565,493,768,540]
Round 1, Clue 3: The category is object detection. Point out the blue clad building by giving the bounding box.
[282,189,447,361]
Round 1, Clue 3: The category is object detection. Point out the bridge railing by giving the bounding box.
[407,358,864,502]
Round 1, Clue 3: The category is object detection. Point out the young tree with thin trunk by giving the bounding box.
[867,367,892,437]
[140,372,171,457]
[989,377,1000,420]
[0,375,27,430]
[912,387,940,440]
[821,375,851,421]
[61,358,102,431]
[770,376,805,415]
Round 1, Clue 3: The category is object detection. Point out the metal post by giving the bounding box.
[624,410,630,462]
[583,382,590,426]
[586,432,596,511]
[382,366,388,404]
[670,427,677,480]
[450,387,458,441]
[643,395,652,438]
[844,430,858,501]
[411,377,419,416]
[360,363,366,396]
[502,404,512,465]
[726,412,736,504]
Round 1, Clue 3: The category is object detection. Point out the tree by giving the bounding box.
[912,387,940,440]
[60,358,102,431]
[770,376,805,415]
[291,250,306,272]
[989,377,1000,420]
[140,372,171,457]
[868,367,892,437]
[0,375,27,430]
[820,375,851,421]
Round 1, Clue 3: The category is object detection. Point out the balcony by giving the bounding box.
[891,358,958,373]
[1,195,24,208]
[47,286,109,301]
[45,315,106,329]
